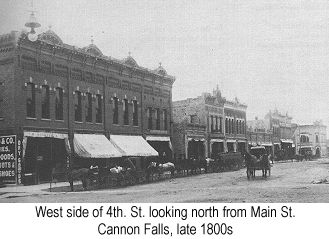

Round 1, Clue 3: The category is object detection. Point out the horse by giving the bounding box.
[146,162,175,181]
[244,152,271,179]
[67,167,98,191]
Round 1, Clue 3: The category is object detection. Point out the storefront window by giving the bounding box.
[26,83,36,118]
[74,91,82,122]
[85,92,92,122]
[55,87,63,120]
[96,94,102,123]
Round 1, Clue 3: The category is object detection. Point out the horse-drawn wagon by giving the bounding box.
[245,146,271,179]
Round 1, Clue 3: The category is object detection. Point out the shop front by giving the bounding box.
[281,139,294,158]
[210,139,224,158]
[237,140,247,154]
[146,136,172,163]
[226,139,236,153]
[22,131,70,185]
[187,137,206,160]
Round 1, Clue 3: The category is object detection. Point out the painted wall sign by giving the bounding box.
[0,135,16,183]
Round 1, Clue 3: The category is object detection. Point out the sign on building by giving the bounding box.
[0,135,16,183]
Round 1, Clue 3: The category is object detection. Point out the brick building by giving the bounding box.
[172,87,247,160]
[0,27,175,184]
[247,117,273,155]
[293,121,327,157]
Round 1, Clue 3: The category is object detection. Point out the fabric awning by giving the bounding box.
[188,137,205,142]
[261,143,273,147]
[74,134,122,158]
[146,136,170,141]
[226,139,236,143]
[300,146,312,149]
[281,139,293,144]
[110,135,158,157]
[210,138,224,143]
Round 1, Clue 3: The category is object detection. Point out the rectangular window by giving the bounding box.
[74,91,82,122]
[85,92,92,122]
[113,97,119,124]
[123,99,129,125]
[219,117,222,133]
[55,87,63,120]
[155,108,160,130]
[132,100,138,126]
[41,85,50,119]
[210,116,214,132]
[26,83,36,118]
[225,118,228,134]
[215,116,218,131]
[0,81,4,118]
[96,94,102,123]
[163,109,168,130]
[147,107,153,129]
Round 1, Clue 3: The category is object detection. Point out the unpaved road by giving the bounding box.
[1,158,329,203]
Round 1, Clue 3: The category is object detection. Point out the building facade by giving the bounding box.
[172,87,247,160]
[264,109,295,157]
[247,117,274,155]
[293,121,327,157]
[0,29,175,184]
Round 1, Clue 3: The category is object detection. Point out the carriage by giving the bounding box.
[245,146,271,179]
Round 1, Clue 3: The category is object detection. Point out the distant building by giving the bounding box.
[264,109,295,156]
[293,121,327,157]
[172,87,247,160]
[247,117,273,155]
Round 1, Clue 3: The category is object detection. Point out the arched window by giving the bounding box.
[74,91,82,122]
[55,87,63,120]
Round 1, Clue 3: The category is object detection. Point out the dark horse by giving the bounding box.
[244,152,271,179]
[146,162,175,181]
[67,167,98,191]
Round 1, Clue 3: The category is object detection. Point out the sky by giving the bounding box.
[1,0,329,129]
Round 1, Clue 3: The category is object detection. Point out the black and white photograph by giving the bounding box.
[1,0,329,204]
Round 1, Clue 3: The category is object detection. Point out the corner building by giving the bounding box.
[172,88,247,160]
[0,30,175,184]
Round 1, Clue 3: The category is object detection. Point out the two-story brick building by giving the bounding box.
[0,26,175,184]
[172,87,247,160]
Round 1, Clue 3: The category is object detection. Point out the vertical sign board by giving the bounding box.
[0,135,16,183]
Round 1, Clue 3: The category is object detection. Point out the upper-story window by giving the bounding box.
[132,100,138,126]
[123,99,129,125]
[41,85,50,119]
[163,109,168,131]
[113,97,119,124]
[155,108,160,130]
[0,82,4,119]
[210,116,214,132]
[74,91,82,122]
[147,107,153,129]
[190,115,198,124]
[26,83,36,118]
[219,117,223,133]
[316,135,319,143]
[215,116,218,131]
[300,135,309,143]
[55,87,63,120]
[85,92,92,122]
[96,94,102,123]
[225,118,228,134]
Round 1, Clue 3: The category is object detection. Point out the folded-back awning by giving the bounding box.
[146,136,170,141]
[281,139,293,144]
[109,135,158,157]
[261,143,273,147]
[74,134,122,158]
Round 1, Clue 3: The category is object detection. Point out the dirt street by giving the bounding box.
[1,158,329,203]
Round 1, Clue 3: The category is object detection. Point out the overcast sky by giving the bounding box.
[1,0,329,129]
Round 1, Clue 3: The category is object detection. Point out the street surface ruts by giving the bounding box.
[1,158,329,202]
